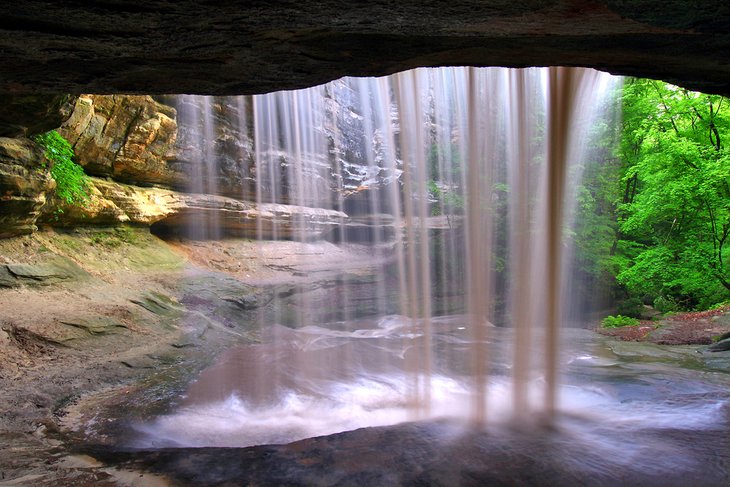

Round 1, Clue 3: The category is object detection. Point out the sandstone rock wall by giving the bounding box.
[37,176,347,240]
[0,90,394,240]
[0,137,54,237]
[163,95,258,200]
[58,95,181,187]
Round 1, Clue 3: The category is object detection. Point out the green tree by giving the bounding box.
[614,79,730,309]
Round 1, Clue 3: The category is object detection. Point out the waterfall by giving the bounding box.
[140,66,619,447]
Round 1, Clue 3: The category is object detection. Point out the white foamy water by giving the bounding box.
[134,375,464,448]
[132,322,728,448]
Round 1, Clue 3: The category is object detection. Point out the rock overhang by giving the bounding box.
[0,0,729,96]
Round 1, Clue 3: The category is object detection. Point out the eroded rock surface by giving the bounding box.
[0,1,729,96]
[0,95,77,138]
[39,176,347,240]
[0,137,54,237]
[59,95,180,186]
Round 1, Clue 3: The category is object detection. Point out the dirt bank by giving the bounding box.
[597,306,730,346]
[0,227,395,485]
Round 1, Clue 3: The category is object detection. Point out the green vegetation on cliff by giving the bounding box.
[33,129,90,206]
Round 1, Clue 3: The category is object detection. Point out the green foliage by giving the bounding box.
[653,295,680,313]
[712,331,730,342]
[568,84,624,306]
[616,297,643,318]
[428,179,443,216]
[601,314,641,328]
[570,79,729,313]
[426,140,466,221]
[612,79,730,309]
[427,142,462,183]
[33,130,90,206]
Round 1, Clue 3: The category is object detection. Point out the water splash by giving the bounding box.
[131,322,729,449]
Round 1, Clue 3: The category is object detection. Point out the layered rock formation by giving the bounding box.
[37,177,346,240]
[0,94,357,239]
[0,138,54,237]
[58,95,181,187]
[0,1,729,97]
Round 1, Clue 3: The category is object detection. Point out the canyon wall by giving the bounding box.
[0,90,389,239]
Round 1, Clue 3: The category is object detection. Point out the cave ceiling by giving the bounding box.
[1,0,729,96]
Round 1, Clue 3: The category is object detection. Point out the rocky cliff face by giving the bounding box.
[163,95,260,201]
[0,96,79,238]
[0,93,367,240]
[0,138,54,237]
[0,1,729,97]
[37,176,346,240]
[58,95,181,187]
[162,87,389,207]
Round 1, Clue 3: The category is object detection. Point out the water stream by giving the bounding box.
[126,67,729,479]
[131,320,730,453]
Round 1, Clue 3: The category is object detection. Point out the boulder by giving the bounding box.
[0,255,89,287]
[707,336,730,352]
[130,291,185,318]
[59,316,128,337]
[59,95,181,186]
[0,137,54,237]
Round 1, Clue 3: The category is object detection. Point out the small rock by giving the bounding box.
[4,257,89,285]
[706,338,730,352]
[59,317,128,336]
[130,291,184,317]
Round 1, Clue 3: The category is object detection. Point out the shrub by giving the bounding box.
[33,130,90,205]
[653,295,680,313]
[601,314,640,328]
[616,297,643,318]
[708,301,730,311]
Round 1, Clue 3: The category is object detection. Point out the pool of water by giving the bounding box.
[129,315,730,458]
